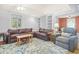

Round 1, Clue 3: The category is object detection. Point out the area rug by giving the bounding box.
[0,38,69,54]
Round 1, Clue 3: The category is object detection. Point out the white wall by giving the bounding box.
[0,10,39,32]
[0,11,11,32]
[22,15,39,31]
[40,16,47,29]
[40,15,53,29]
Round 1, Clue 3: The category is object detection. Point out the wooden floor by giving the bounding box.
[67,49,79,54]
[72,49,79,54]
[70,43,79,54]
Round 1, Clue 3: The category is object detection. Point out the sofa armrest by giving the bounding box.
[69,36,78,51]
[46,32,52,35]
[4,32,10,36]
[69,36,78,42]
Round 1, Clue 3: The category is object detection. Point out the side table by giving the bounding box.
[50,34,56,44]
[0,32,6,44]
[50,33,61,44]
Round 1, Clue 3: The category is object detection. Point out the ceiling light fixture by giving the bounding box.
[17,7,25,11]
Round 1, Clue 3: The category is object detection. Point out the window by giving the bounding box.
[67,18,75,28]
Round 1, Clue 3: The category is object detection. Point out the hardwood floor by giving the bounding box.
[67,49,79,54]
[72,49,79,54]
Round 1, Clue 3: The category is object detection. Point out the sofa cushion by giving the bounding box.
[35,32,46,36]
[38,32,46,36]
[8,29,19,35]
[19,28,32,33]
[56,41,69,49]
[61,32,72,37]
[63,28,76,35]
[56,36,69,44]
[44,29,51,32]
[39,28,52,33]
[39,28,45,33]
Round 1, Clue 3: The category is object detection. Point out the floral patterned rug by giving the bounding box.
[0,38,69,54]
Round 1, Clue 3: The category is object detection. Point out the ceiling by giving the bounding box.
[0,4,79,17]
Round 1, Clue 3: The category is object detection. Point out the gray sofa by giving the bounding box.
[56,28,78,52]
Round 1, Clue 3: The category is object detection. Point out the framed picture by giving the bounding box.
[11,14,22,28]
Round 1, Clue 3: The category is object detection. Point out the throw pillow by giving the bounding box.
[61,32,71,37]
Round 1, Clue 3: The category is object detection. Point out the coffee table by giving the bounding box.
[16,34,33,45]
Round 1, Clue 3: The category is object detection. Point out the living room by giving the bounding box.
[0,4,79,54]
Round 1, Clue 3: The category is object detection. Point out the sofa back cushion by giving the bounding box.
[39,28,52,33]
[61,32,72,37]
[63,28,76,35]
[35,32,46,36]
[8,29,19,35]
[19,28,32,33]
[39,28,45,33]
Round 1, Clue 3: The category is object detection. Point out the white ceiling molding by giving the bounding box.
[69,4,79,12]
[0,4,79,17]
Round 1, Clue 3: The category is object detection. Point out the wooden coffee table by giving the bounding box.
[16,34,33,45]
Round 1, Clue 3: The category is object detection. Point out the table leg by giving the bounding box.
[16,38,21,46]
[16,38,19,45]
[19,38,22,45]
[29,36,32,43]
[27,36,30,43]
[25,37,28,43]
